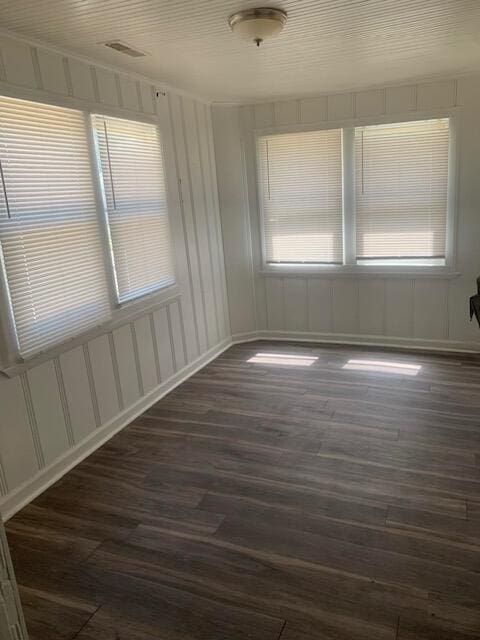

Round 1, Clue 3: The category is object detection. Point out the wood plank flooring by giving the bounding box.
[5,340,480,639]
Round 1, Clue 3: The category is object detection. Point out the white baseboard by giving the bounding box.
[232,330,480,354]
[1,338,232,521]
[230,331,260,344]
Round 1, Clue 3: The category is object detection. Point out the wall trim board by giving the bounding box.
[230,331,260,344]
[0,524,29,639]
[258,269,461,280]
[1,289,182,379]
[0,337,232,521]
[231,330,480,355]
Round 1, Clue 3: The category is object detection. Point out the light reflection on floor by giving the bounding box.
[342,359,422,376]
[247,353,318,367]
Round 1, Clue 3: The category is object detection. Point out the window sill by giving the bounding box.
[1,283,181,379]
[259,266,461,279]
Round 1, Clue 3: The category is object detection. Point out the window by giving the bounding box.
[257,118,452,270]
[355,119,450,265]
[258,129,343,265]
[0,98,176,364]
[0,96,110,358]
[93,115,175,303]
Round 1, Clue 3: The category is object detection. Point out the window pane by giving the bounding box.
[258,129,343,265]
[355,119,449,263]
[93,115,175,303]
[0,96,110,358]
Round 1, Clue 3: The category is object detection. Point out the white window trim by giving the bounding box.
[1,285,180,378]
[0,89,180,375]
[87,112,122,309]
[255,110,459,279]
[90,113,178,306]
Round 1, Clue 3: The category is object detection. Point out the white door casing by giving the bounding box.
[0,520,28,640]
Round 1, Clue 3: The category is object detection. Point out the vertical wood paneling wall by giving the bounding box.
[0,32,230,519]
[213,77,480,352]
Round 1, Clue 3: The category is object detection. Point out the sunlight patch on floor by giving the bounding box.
[247,353,318,367]
[342,359,422,376]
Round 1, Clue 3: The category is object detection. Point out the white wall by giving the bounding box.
[0,32,230,519]
[213,78,480,352]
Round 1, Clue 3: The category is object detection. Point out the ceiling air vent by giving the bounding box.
[104,41,146,58]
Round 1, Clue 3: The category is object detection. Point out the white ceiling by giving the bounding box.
[1,0,480,102]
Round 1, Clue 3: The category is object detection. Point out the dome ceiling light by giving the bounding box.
[228,7,287,47]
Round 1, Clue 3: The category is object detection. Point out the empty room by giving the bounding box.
[1,1,480,639]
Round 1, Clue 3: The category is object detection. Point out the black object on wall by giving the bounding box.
[470,276,480,328]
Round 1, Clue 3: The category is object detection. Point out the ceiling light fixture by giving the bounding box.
[228,7,287,47]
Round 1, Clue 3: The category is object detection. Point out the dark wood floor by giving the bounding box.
[6,340,480,639]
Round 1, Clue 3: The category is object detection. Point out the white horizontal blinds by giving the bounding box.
[259,129,343,264]
[0,96,110,358]
[93,115,175,303]
[355,119,450,262]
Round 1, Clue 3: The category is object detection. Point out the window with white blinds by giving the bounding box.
[258,129,343,264]
[355,119,450,264]
[0,96,110,358]
[93,115,175,303]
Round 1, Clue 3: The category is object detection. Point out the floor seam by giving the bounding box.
[277,619,287,639]
[72,603,101,639]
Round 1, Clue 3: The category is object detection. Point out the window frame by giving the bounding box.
[255,111,459,278]
[256,127,345,267]
[0,88,179,374]
[90,113,177,306]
